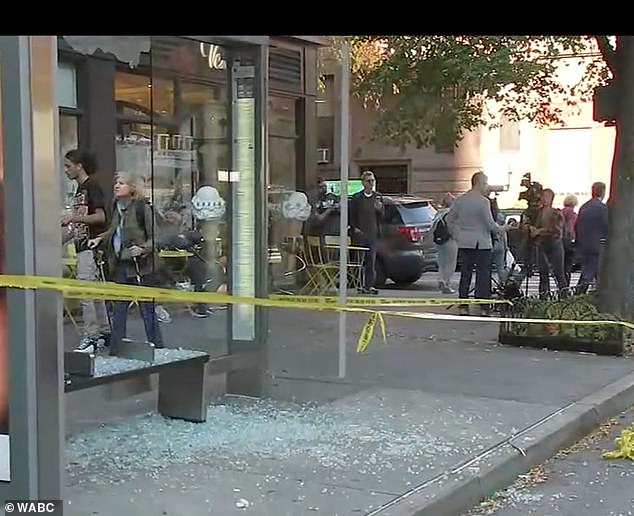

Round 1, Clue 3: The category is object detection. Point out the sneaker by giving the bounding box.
[155,305,172,324]
[441,285,456,294]
[361,287,379,295]
[207,305,228,314]
[459,305,470,317]
[74,335,99,354]
[190,305,209,318]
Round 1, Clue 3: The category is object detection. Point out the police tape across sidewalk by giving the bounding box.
[0,274,632,354]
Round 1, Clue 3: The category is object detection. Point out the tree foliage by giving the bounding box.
[321,36,610,148]
[321,35,634,320]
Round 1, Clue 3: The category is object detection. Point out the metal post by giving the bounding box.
[226,44,268,396]
[0,35,62,500]
[338,42,350,379]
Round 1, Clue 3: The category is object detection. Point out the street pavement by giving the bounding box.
[465,407,634,516]
[62,271,634,516]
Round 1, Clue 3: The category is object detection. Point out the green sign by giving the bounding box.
[324,180,363,196]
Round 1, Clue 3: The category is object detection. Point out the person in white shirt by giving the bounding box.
[432,193,457,293]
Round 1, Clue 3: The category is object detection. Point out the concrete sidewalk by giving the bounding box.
[63,274,634,515]
[466,407,634,515]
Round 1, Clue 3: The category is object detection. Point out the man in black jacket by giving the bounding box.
[575,181,608,293]
[350,170,384,294]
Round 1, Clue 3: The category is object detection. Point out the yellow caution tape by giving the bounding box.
[269,295,512,307]
[353,310,634,354]
[0,274,632,354]
[356,312,389,353]
[602,424,634,460]
[385,310,634,330]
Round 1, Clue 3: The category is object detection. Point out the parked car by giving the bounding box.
[376,194,438,286]
[318,194,438,287]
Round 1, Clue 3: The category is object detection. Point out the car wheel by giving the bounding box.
[392,274,422,287]
[375,259,387,288]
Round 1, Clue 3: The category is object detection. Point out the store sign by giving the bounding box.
[199,43,226,70]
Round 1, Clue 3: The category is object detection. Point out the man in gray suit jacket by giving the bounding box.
[447,172,505,314]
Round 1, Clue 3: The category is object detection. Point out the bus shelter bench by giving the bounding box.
[64,341,210,423]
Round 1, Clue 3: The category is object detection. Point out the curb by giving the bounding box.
[376,371,634,516]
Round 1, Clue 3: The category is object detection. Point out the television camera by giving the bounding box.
[517,172,543,225]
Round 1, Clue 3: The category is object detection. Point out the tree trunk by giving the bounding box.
[599,36,634,317]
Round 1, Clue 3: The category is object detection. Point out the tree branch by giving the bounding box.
[594,35,618,75]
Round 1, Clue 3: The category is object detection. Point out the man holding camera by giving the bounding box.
[527,188,568,296]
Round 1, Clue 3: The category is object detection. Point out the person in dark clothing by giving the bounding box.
[61,149,110,352]
[305,176,337,237]
[528,188,568,296]
[561,194,579,286]
[88,172,163,355]
[575,182,608,293]
[349,170,384,294]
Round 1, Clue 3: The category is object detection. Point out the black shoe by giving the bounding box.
[74,334,107,354]
[98,331,111,348]
[191,304,209,318]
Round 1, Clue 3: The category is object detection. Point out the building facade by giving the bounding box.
[0,35,326,501]
[317,51,615,209]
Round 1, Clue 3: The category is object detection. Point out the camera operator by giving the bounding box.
[305,176,337,237]
[526,188,568,296]
[509,173,543,289]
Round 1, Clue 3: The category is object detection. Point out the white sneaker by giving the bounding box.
[74,335,99,354]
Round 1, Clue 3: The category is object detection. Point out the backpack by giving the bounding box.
[433,213,451,245]
[112,198,152,238]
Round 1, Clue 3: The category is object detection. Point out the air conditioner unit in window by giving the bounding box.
[317,148,330,164]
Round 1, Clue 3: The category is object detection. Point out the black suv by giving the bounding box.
[318,194,438,287]
[376,195,438,286]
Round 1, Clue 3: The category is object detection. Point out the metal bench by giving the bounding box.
[64,340,210,423]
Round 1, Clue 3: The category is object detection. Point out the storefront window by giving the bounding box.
[59,114,79,207]
[268,96,305,291]
[57,60,80,207]
[56,61,77,108]
[57,35,262,360]
[115,72,174,117]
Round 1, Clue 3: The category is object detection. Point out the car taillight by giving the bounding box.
[396,226,421,242]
